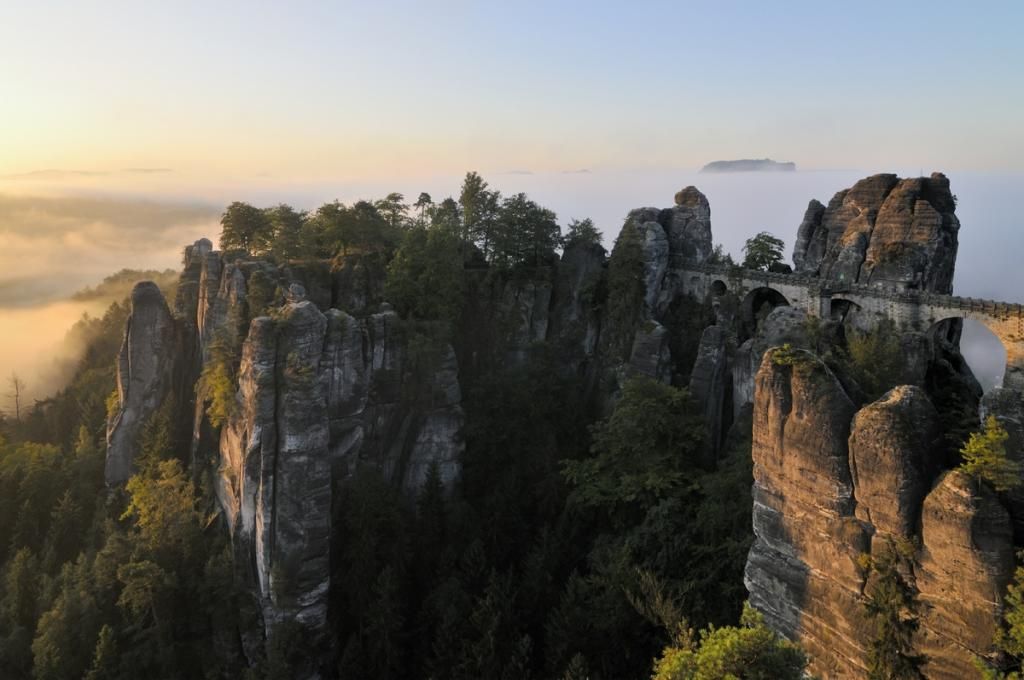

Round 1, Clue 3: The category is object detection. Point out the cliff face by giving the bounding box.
[917,470,1014,678]
[793,172,960,294]
[744,348,869,676]
[743,172,1019,677]
[106,281,180,484]
[103,174,1015,675]
[107,231,619,641]
[746,351,1015,677]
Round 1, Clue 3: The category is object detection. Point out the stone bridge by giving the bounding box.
[679,263,1024,391]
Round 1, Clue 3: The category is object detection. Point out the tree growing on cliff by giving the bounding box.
[959,416,1021,492]
[384,223,465,323]
[491,193,561,268]
[741,232,785,271]
[988,553,1024,678]
[651,602,806,679]
[219,201,273,255]
[459,171,500,257]
[561,218,602,248]
[843,320,903,402]
[265,204,308,261]
[861,540,926,680]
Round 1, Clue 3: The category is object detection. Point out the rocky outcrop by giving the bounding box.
[731,306,811,416]
[744,347,869,676]
[626,321,672,383]
[848,386,940,542]
[793,173,960,294]
[321,307,462,490]
[105,282,179,484]
[792,200,825,272]
[916,470,1015,678]
[688,325,730,460]
[217,299,465,635]
[549,241,605,362]
[218,303,332,633]
[665,186,713,265]
[746,348,1016,677]
[500,273,554,365]
[981,388,1024,541]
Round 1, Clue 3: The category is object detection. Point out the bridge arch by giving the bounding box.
[741,286,790,339]
[928,316,1011,392]
[829,298,861,322]
[710,279,728,297]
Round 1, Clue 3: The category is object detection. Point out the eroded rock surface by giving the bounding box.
[744,347,869,677]
[105,282,179,484]
[793,172,960,293]
[746,350,1016,677]
[916,470,1014,679]
[849,386,940,542]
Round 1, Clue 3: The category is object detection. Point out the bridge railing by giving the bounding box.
[679,263,1024,317]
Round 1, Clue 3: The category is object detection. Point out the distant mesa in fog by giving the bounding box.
[700,158,796,173]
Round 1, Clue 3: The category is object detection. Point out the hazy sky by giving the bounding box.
[2,1,1023,399]
[3,1,1023,181]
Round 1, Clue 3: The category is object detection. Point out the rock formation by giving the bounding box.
[102,174,1014,676]
[982,388,1024,541]
[793,172,960,294]
[744,347,869,676]
[105,281,179,484]
[218,303,332,632]
[916,470,1014,678]
[848,386,940,542]
[746,348,1015,677]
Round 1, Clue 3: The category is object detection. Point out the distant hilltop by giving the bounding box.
[700,158,796,173]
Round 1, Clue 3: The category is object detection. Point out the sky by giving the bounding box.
[1,1,1023,400]
[2,1,1024,181]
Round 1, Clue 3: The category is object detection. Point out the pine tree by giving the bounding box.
[960,416,1022,491]
[862,541,926,679]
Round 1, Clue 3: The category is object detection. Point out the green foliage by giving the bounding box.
[741,232,785,271]
[197,323,241,428]
[986,552,1024,678]
[375,192,410,231]
[491,193,561,268]
[265,203,309,260]
[862,540,926,679]
[770,343,801,366]
[385,224,465,322]
[706,244,735,266]
[460,171,500,258]
[960,416,1022,491]
[602,218,647,360]
[563,218,603,248]
[843,320,903,401]
[651,603,806,680]
[563,377,704,521]
[219,201,273,255]
[307,199,401,257]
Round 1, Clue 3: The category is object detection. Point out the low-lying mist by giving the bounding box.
[0,192,218,408]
